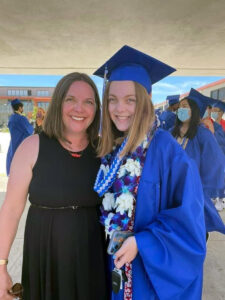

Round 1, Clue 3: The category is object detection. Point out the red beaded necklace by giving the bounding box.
[68,150,83,158]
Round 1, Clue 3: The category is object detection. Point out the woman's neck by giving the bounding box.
[60,132,89,152]
[180,122,189,137]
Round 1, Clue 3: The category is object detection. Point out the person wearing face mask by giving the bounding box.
[208,100,225,154]
[159,94,179,130]
[172,88,225,236]
[212,100,225,130]
[202,105,214,134]
[209,100,225,210]
[93,46,206,300]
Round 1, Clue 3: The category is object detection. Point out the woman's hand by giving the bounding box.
[0,269,13,300]
[114,236,138,269]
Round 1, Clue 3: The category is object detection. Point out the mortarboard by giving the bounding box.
[186,88,211,118]
[11,98,22,106]
[94,45,176,93]
[212,100,225,112]
[166,95,180,106]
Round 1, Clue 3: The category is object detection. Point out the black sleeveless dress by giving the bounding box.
[22,132,108,300]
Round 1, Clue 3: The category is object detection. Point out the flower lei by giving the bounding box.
[96,131,152,237]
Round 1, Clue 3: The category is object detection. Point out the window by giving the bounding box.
[37,102,49,110]
[211,90,218,99]
[37,90,49,97]
[21,100,33,114]
[211,87,225,101]
[218,88,225,100]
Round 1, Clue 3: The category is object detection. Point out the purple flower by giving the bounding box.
[114,179,123,192]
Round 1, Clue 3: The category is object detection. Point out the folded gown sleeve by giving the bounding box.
[135,138,206,299]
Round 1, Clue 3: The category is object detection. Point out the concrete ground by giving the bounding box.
[0,133,225,299]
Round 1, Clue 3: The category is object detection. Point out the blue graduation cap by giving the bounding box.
[166,95,180,106]
[212,100,225,112]
[93,45,176,93]
[11,98,22,106]
[187,88,211,118]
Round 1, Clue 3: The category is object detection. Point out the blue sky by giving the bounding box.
[0,74,224,104]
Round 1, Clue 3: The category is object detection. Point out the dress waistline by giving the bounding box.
[31,203,88,210]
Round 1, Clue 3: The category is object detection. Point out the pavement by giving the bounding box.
[0,132,225,299]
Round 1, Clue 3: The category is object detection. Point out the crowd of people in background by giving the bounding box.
[156,89,225,214]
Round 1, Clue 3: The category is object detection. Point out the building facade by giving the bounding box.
[0,86,54,126]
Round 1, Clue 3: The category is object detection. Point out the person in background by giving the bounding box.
[6,99,33,176]
[94,45,206,300]
[154,108,162,127]
[159,94,179,130]
[171,88,225,237]
[210,100,225,210]
[34,107,46,134]
[0,73,108,300]
[202,105,214,134]
[209,100,225,154]
[212,100,225,130]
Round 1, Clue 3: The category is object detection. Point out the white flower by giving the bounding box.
[104,212,115,237]
[125,158,141,177]
[102,192,115,211]
[118,158,141,178]
[105,212,114,227]
[117,164,127,178]
[115,192,134,217]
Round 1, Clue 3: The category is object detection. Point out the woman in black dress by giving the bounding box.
[0,72,108,300]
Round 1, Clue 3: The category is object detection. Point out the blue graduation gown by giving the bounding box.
[159,110,176,130]
[214,122,225,155]
[184,125,225,233]
[213,123,225,198]
[6,113,33,175]
[111,129,206,300]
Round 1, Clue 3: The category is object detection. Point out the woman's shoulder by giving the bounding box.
[12,134,40,168]
[196,124,215,142]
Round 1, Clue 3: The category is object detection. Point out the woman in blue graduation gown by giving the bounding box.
[171,92,225,234]
[94,46,206,300]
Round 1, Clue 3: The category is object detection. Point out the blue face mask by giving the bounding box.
[211,112,218,121]
[177,108,190,122]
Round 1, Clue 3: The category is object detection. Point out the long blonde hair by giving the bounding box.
[98,81,155,157]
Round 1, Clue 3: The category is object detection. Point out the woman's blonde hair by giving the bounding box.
[98,81,155,157]
[43,72,101,146]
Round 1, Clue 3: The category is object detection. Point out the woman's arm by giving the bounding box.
[0,134,39,299]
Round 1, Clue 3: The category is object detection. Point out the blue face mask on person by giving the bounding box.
[177,108,190,122]
[211,112,218,121]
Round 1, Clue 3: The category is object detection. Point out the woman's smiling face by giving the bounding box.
[108,81,136,132]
